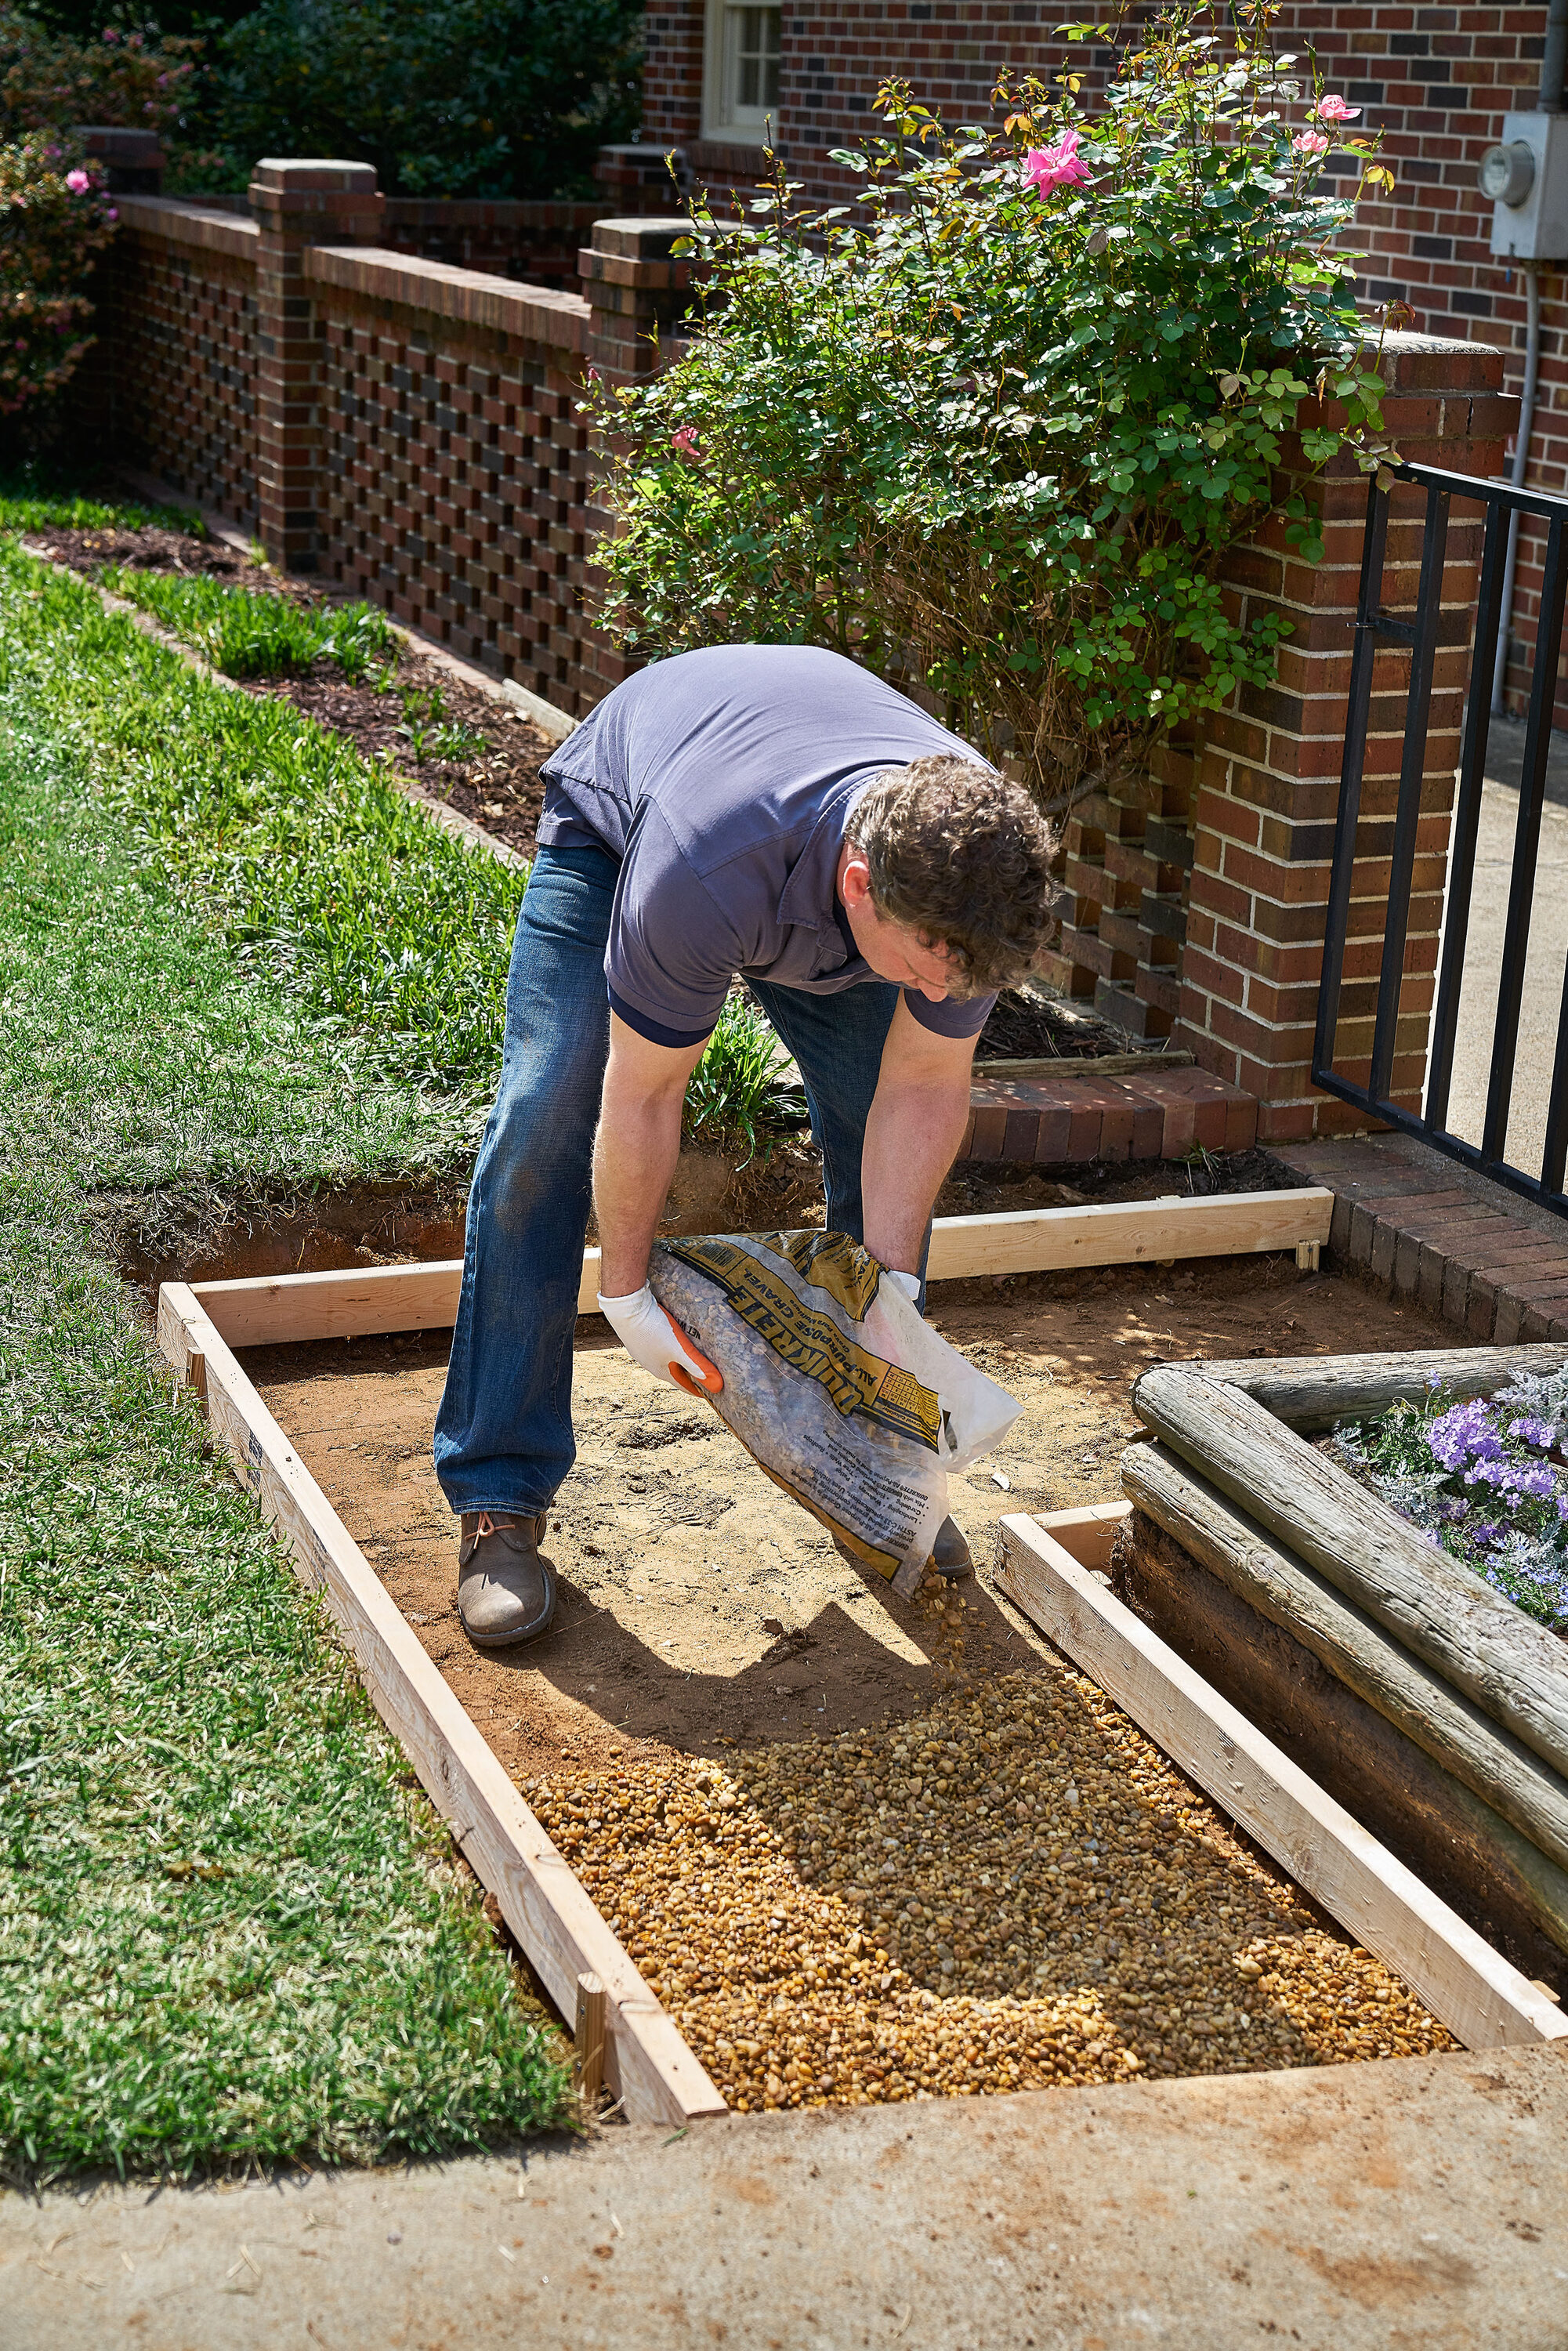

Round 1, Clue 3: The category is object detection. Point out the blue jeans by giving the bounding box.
[433,842,909,1517]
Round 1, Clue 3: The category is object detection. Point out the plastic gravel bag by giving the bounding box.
[649,1229,1020,1596]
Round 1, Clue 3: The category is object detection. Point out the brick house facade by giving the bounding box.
[636,2,1559,708]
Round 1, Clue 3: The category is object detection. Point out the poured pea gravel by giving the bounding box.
[525,1631,1454,2110]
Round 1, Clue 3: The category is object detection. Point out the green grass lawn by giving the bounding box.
[0,501,573,2179]
[1,538,527,1105]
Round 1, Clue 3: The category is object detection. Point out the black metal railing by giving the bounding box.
[1313,459,1568,1219]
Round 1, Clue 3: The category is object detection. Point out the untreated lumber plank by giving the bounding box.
[190,1251,600,1345]
[1121,1442,1568,1911]
[1024,1500,1132,1571]
[155,1281,724,2127]
[1186,1343,1568,1431]
[1133,1367,1568,1786]
[187,1189,1336,1351]
[193,1259,463,1347]
[922,1188,1331,1281]
[994,1512,1568,2052]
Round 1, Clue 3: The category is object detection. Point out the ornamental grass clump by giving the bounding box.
[592,1,1393,806]
[1336,1370,1568,1635]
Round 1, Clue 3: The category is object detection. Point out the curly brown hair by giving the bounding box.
[849,755,1059,998]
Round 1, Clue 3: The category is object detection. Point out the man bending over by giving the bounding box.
[433,643,1056,1647]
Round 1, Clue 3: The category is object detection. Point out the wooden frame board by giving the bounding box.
[154,1281,725,2128]
[177,1186,1335,1352]
[995,1506,1568,2053]
[153,1222,1566,2148]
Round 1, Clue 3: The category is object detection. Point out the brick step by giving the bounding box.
[1270,1138,1568,1345]
[961,1064,1257,1166]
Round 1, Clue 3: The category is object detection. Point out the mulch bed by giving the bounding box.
[30,519,556,857]
[972,986,1134,1063]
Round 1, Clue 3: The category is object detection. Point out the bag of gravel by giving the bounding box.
[649,1229,1019,1596]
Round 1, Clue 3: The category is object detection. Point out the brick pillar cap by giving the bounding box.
[1374,326,1490,360]
[588,215,692,259]
[74,124,163,157]
[251,159,378,193]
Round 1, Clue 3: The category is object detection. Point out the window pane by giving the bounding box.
[730,4,780,112]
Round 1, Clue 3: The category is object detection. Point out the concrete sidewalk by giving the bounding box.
[5,2046,1565,2351]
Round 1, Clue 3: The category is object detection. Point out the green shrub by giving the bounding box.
[0,8,201,142]
[190,0,642,198]
[592,3,1393,806]
[683,993,805,1157]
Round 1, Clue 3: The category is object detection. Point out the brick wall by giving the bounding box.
[379,200,613,292]
[99,201,260,530]
[1040,342,1515,1125]
[1299,5,1560,719]
[306,247,599,710]
[91,176,1509,1139]
[1176,336,1513,1143]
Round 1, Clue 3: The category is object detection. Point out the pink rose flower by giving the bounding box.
[65,168,91,194]
[107,208,118,222]
[1310,93,1360,124]
[1023,129,1092,201]
[1292,130,1330,158]
[670,425,701,460]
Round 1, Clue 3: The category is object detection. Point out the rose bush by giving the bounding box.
[0,10,201,143]
[591,2,1394,805]
[0,129,115,420]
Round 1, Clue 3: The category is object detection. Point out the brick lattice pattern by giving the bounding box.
[93,206,260,530]
[313,291,596,709]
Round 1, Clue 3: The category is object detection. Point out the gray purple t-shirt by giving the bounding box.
[537,643,998,1047]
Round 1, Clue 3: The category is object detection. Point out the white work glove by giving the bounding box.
[883,1269,922,1307]
[598,1284,724,1396]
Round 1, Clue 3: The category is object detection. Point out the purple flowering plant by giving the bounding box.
[1336,1367,1568,1633]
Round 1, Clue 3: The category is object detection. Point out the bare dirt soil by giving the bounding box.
[249,1255,1447,1768]
[244,1253,1461,2110]
[116,1146,1295,1308]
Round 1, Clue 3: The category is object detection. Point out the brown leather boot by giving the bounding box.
[457,1510,556,1647]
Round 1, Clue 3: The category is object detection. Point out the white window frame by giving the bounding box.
[701,0,782,145]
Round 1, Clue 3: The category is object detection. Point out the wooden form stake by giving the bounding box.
[574,1972,607,2102]
[995,1508,1568,2053]
[178,1186,1335,1352]
[154,1281,724,2128]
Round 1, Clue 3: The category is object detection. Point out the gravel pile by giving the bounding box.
[523,1593,1454,2110]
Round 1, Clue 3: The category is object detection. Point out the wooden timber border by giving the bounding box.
[997,1509,1568,2052]
[150,1192,1331,2121]
[176,1186,1335,1350]
[1119,1347,1568,1987]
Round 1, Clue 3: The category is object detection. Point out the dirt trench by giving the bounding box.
[239,1248,1465,2112]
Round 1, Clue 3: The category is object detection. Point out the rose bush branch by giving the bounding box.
[589,0,1392,808]
[0,130,117,422]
